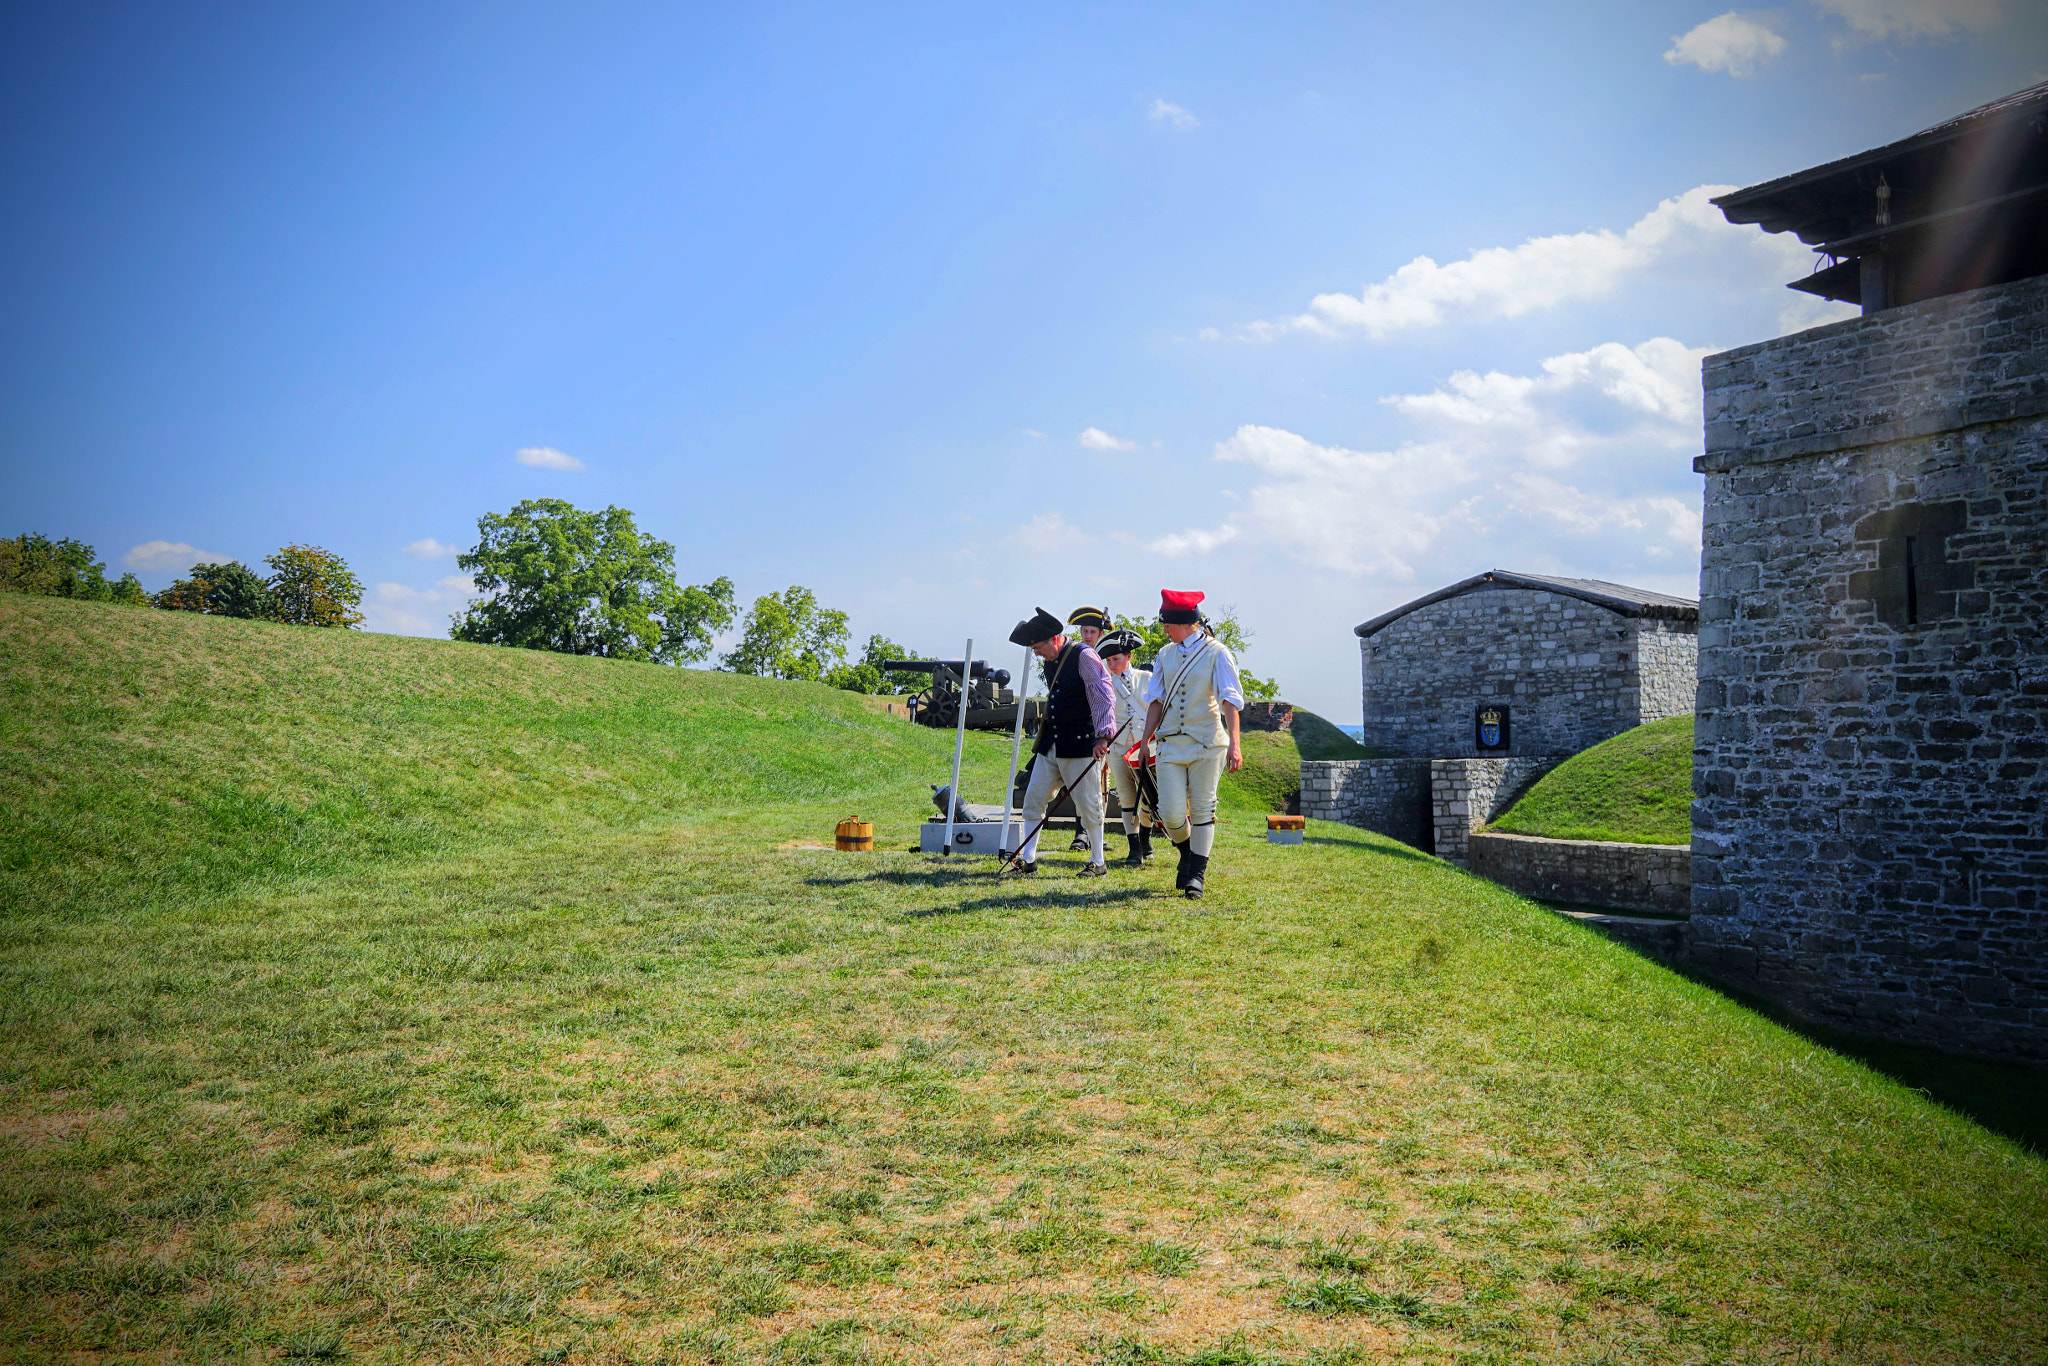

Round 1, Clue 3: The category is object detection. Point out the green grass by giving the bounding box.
[3,595,2045,1365]
[1220,708,1377,815]
[1489,715,1695,846]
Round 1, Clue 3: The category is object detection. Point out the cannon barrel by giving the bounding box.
[881,659,1007,687]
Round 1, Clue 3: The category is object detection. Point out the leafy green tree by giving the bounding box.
[153,561,276,618]
[1110,605,1281,702]
[825,633,919,694]
[452,500,734,662]
[723,586,851,683]
[266,545,364,628]
[109,573,150,607]
[0,533,119,601]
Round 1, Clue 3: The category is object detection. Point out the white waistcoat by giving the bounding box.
[1154,642,1229,747]
[1110,667,1151,748]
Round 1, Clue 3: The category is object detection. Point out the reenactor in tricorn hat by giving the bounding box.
[1136,589,1244,898]
[1096,627,1155,867]
[1005,606,1118,875]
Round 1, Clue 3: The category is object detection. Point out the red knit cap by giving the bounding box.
[1159,589,1205,623]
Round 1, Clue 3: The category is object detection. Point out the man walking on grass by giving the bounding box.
[1137,589,1244,899]
[1005,607,1116,877]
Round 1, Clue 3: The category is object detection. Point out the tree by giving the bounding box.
[266,545,364,628]
[723,586,851,683]
[109,573,149,607]
[153,561,275,618]
[452,499,734,662]
[0,533,122,602]
[825,633,919,695]
[1110,605,1281,702]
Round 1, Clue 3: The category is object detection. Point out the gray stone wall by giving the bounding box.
[1636,621,1699,723]
[1469,832,1691,916]
[1692,272,2048,1064]
[1358,589,1695,758]
[1300,759,1432,850]
[1430,757,1562,865]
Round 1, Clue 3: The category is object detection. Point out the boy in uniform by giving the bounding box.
[1096,627,1155,867]
[1136,590,1244,898]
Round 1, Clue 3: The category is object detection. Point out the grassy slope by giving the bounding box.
[3,596,2045,1365]
[1221,709,1376,814]
[1489,715,1695,846]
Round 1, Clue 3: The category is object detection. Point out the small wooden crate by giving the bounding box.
[1266,813,1304,845]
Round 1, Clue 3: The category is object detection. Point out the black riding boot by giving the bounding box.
[1182,853,1209,899]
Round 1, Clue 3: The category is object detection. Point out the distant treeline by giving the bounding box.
[6,498,1280,698]
[0,534,364,628]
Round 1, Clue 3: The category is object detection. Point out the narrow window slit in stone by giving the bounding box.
[1904,536,1919,625]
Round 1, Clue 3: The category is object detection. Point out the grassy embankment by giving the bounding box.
[1227,710,1375,814]
[3,594,2045,1365]
[1489,715,1695,846]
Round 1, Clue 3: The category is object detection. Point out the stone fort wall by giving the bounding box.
[1691,272,2048,1063]
[1358,589,1696,759]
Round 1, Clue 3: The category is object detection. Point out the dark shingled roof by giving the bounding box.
[1711,81,2048,309]
[1354,570,1699,639]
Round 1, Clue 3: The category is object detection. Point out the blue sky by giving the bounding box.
[5,1,2043,718]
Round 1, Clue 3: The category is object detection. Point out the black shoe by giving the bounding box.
[1172,840,1194,892]
[1077,862,1108,878]
[1008,859,1037,875]
[1122,830,1144,868]
[1068,834,1091,853]
[1182,853,1209,899]
[1139,829,1155,863]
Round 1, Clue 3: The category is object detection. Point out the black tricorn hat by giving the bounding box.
[1096,627,1143,659]
[1066,605,1110,631]
[1008,607,1064,648]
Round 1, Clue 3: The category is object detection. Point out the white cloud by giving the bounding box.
[1664,13,1788,75]
[360,575,477,637]
[1149,100,1199,131]
[1008,512,1089,553]
[1078,427,1138,451]
[1021,428,1046,439]
[404,537,460,558]
[1230,185,1832,341]
[1150,337,1713,581]
[1814,0,2007,39]
[516,446,585,471]
[125,540,230,574]
[1147,524,1241,557]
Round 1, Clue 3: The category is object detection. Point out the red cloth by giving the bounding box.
[1159,589,1204,613]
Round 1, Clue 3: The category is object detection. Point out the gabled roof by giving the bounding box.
[1354,570,1699,639]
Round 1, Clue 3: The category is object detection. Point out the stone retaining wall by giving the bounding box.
[1299,759,1432,849]
[1469,831,1691,916]
[1429,757,1563,865]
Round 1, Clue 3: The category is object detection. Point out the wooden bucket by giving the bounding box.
[834,818,874,852]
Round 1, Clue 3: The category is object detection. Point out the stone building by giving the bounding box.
[1302,569,1698,855]
[1355,570,1699,759]
[1691,83,2048,1063]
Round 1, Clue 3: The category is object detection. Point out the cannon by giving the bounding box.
[883,659,1047,733]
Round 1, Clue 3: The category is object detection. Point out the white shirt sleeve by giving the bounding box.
[1142,656,1168,705]
[1211,645,1245,710]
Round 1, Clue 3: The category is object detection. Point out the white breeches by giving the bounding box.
[1153,734,1225,846]
[1018,753,1106,863]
